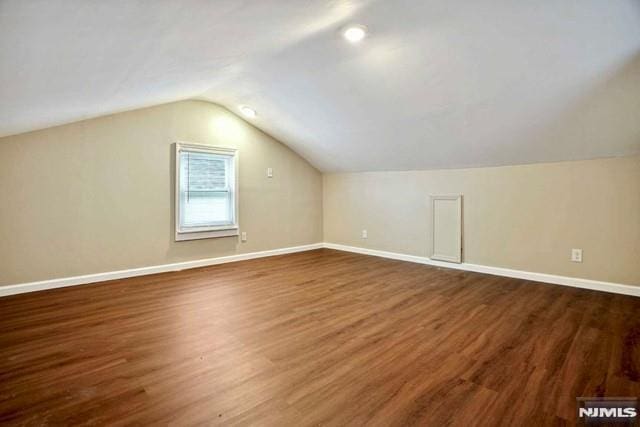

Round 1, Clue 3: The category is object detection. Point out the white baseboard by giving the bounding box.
[0,243,323,297]
[2,242,637,298]
[323,243,640,297]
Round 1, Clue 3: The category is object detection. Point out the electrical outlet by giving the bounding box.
[571,248,582,263]
[361,229,368,239]
[266,167,273,178]
[241,232,247,242]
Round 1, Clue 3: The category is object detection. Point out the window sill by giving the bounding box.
[175,227,239,241]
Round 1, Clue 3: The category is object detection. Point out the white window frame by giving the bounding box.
[175,142,239,241]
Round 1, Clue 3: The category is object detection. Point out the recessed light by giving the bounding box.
[239,105,256,118]
[342,25,367,43]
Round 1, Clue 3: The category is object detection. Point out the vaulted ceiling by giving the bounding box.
[1,0,639,171]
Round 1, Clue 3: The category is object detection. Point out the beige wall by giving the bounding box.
[323,156,640,286]
[0,100,322,285]
[1,100,638,288]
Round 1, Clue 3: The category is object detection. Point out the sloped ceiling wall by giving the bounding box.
[1,0,639,171]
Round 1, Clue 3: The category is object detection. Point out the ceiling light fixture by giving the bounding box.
[342,25,367,43]
[239,105,257,118]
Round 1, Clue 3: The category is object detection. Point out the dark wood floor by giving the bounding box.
[1,249,639,426]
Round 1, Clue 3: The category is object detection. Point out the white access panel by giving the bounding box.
[431,195,463,263]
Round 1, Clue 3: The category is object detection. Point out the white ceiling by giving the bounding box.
[1,0,639,172]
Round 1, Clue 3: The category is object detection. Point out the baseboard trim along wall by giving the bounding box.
[0,243,324,298]
[323,243,640,297]
[1,242,638,298]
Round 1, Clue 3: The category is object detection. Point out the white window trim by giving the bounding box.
[174,142,239,241]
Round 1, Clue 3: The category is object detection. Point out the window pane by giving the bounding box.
[179,150,234,228]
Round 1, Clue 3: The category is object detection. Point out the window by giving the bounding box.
[175,143,238,240]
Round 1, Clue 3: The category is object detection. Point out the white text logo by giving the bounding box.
[578,407,637,418]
